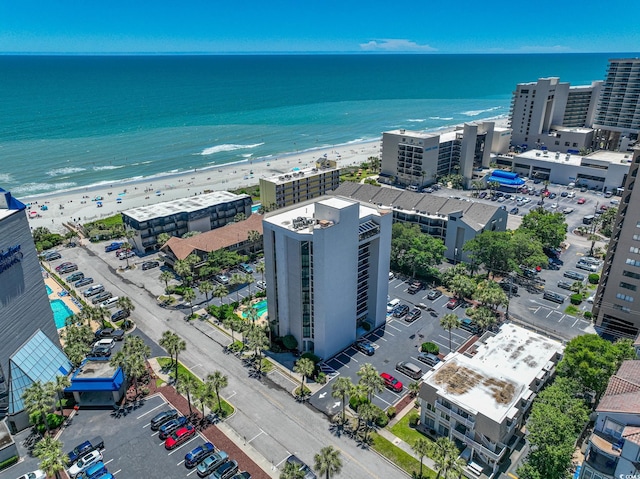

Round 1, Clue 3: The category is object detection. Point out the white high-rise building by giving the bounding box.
[263,196,392,359]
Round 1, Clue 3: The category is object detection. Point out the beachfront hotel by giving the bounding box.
[417,323,563,478]
[259,159,341,211]
[0,188,71,433]
[122,191,252,253]
[379,121,510,189]
[262,196,392,359]
[333,183,508,264]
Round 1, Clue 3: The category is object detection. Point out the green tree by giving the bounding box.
[440,263,469,287]
[473,279,508,312]
[246,324,270,372]
[176,374,199,416]
[509,230,548,270]
[448,274,476,301]
[109,335,151,395]
[213,284,229,306]
[170,335,187,384]
[159,330,177,364]
[314,445,342,479]
[431,437,464,479]
[245,306,260,324]
[357,402,378,442]
[256,261,265,283]
[463,230,515,278]
[520,209,568,249]
[116,296,135,316]
[280,461,306,479]
[173,259,192,286]
[412,438,431,479]
[91,305,109,329]
[61,321,93,367]
[230,272,245,303]
[294,358,315,397]
[332,376,355,424]
[156,232,171,247]
[207,371,228,414]
[440,313,462,353]
[357,363,384,403]
[598,206,618,237]
[198,280,214,304]
[53,375,71,417]
[390,223,446,277]
[469,305,497,333]
[33,436,69,479]
[22,380,55,434]
[247,229,262,253]
[182,287,196,316]
[408,380,421,398]
[160,270,174,290]
[557,334,635,400]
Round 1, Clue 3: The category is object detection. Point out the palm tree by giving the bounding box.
[230,272,245,303]
[431,436,463,479]
[110,335,151,395]
[160,270,174,290]
[53,375,71,417]
[182,287,196,316]
[470,305,497,333]
[245,305,260,324]
[244,273,255,296]
[198,280,214,304]
[280,461,306,479]
[90,305,109,329]
[78,307,93,328]
[159,330,177,365]
[357,363,384,403]
[116,296,135,316]
[157,232,171,248]
[33,436,69,479]
[195,381,214,417]
[176,374,199,416]
[171,335,187,384]
[213,284,228,306]
[357,402,378,442]
[413,438,431,478]
[314,446,342,479]
[22,380,55,434]
[440,313,462,353]
[408,381,421,398]
[331,377,355,424]
[207,371,228,414]
[246,325,270,372]
[123,229,136,268]
[293,358,315,397]
[247,230,262,253]
[173,259,192,286]
[256,262,265,284]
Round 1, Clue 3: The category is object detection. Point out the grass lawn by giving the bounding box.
[156,357,234,417]
[371,432,436,478]
[389,414,433,449]
[564,305,580,315]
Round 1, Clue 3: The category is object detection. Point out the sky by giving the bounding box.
[2,0,640,54]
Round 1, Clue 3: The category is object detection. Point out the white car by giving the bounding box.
[68,450,103,478]
[94,338,115,349]
[567,191,576,198]
[17,471,46,479]
[587,295,595,304]
[550,202,558,209]
[256,280,266,290]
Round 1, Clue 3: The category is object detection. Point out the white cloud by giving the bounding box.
[359,39,437,52]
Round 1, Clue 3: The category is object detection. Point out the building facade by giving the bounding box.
[417,324,563,477]
[580,360,640,479]
[122,191,252,253]
[259,160,341,211]
[0,188,70,432]
[333,183,508,263]
[263,196,392,359]
[593,148,640,337]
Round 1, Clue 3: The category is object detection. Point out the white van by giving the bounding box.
[406,185,419,192]
[101,296,120,309]
[387,298,400,313]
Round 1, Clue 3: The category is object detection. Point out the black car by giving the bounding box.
[549,192,557,199]
[43,251,62,261]
[354,339,375,356]
[407,281,424,294]
[557,280,573,290]
[427,290,442,301]
[392,304,410,318]
[142,260,160,270]
[150,409,179,430]
[564,270,586,281]
[75,277,94,288]
[509,207,519,215]
[110,310,130,322]
[560,191,569,197]
[88,345,111,358]
[405,308,421,323]
[95,327,125,340]
[159,416,189,440]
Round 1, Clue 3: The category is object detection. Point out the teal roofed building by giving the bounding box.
[8,330,72,431]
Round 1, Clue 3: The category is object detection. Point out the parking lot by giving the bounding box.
[310,277,475,415]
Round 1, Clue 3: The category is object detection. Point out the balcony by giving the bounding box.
[585,447,618,476]
[435,401,475,429]
[450,424,506,462]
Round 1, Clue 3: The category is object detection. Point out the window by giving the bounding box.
[614,304,631,313]
[620,282,637,291]
[623,270,640,280]
[632,247,640,254]
[616,293,634,302]
[603,418,624,439]
[565,142,570,147]
[626,258,640,267]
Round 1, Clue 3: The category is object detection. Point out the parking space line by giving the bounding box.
[332,357,350,368]
[168,435,200,455]
[387,323,402,332]
[226,391,237,399]
[104,459,114,466]
[137,402,165,419]
[374,394,392,407]
[187,468,199,476]
[385,330,395,337]
[394,283,403,289]
[559,314,567,323]
[247,429,265,444]
[112,470,121,475]
[275,453,292,469]
[379,336,388,342]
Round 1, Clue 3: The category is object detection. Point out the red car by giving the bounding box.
[381,372,403,392]
[165,425,196,450]
[446,298,461,309]
[577,198,586,204]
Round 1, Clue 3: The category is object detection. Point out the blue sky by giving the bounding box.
[2,0,639,54]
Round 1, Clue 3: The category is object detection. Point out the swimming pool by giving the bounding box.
[243,299,268,318]
[45,284,52,295]
[50,299,74,329]
[251,203,262,213]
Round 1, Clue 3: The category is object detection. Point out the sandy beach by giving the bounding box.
[21,140,382,233]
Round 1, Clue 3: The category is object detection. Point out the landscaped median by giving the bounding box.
[371,432,436,478]
[156,357,234,418]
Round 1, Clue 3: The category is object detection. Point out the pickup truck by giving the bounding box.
[67,436,105,463]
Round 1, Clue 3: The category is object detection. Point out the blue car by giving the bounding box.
[354,339,375,356]
[158,416,188,440]
[184,442,215,468]
[68,440,92,463]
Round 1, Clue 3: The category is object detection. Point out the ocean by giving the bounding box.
[0,53,629,197]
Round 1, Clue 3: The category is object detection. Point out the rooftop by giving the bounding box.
[424,323,563,423]
[261,161,339,184]
[73,359,119,380]
[333,183,502,231]
[514,149,631,167]
[0,188,26,221]
[597,360,640,414]
[122,191,249,222]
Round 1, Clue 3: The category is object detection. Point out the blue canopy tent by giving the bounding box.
[487,170,525,191]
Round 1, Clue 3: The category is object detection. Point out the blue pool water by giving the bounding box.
[251,203,262,213]
[50,299,74,329]
[45,284,52,295]
[243,299,268,318]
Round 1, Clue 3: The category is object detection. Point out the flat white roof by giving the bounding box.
[123,191,248,222]
[425,323,563,423]
[515,149,630,167]
[262,165,339,184]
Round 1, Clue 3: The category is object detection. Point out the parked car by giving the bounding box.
[557,280,573,290]
[118,250,135,260]
[407,280,424,294]
[94,338,115,349]
[43,252,62,261]
[576,262,598,272]
[215,274,230,285]
[405,308,422,322]
[354,339,375,356]
[564,270,586,281]
[141,260,160,270]
[59,263,78,274]
[417,352,440,367]
[150,409,179,430]
[256,280,266,290]
[76,462,107,479]
[91,292,112,305]
[396,361,423,380]
[88,345,111,358]
[380,372,403,392]
[197,451,229,477]
[392,304,410,318]
[55,262,73,272]
[159,416,188,440]
[562,207,574,214]
[560,191,569,197]
[110,309,130,322]
[498,281,518,294]
[95,328,125,341]
[165,425,196,450]
[16,471,46,479]
[210,460,239,479]
[230,473,251,479]
[75,277,94,288]
[66,272,85,282]
[577,197,586,204]
[460,318,479,334]
[68,450,103,478]
[184,442,216,468]
[104,242,124,252]
[446,298,461,309]
[543,290,566,304]
[67,437,105,464]
[239,263,254,274]
[285,455,317,479]
[82,285,105,297]
[509,207,519,215]
[427,290,442,301]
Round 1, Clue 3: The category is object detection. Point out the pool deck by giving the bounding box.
[44,273,82,329]
[238,299,268,327]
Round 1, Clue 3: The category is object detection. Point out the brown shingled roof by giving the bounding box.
[623,426,640,446]
[597,360,640,414]
[162,214,263,260]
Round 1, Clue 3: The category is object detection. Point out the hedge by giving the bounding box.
[588,273,600,284]
[0,456,18,471]
[421,342,440,355]
[570,293,583,305]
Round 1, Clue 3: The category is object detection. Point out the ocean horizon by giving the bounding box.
[0,53,632,197]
